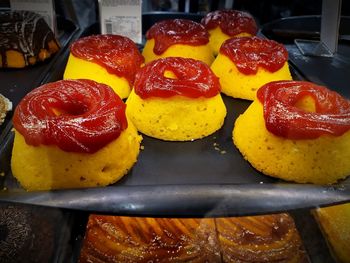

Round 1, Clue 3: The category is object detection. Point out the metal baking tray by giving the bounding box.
[0,16,79,146]
[0,19,349,218]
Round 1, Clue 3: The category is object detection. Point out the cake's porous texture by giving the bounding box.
[233,100,350,184]
[126,90,226,141]
[11,121,142,191]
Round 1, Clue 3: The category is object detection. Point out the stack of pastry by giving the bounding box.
[79,213,306,262]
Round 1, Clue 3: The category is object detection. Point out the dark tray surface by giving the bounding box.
[0,18,350,217]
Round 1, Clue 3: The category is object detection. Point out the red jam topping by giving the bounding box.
[201,10,258,37]
[257,80,350,139]
[134,57,220,99]
[220,37,288,75]
[70,34,144,85]
[145,19,209,55]
[13,79,128,153]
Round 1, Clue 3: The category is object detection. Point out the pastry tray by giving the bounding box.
[0,20,350,218]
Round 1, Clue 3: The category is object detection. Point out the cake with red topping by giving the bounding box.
[64,34,144,99]
[126,57,226,141]
[211,36,292,100]
[11,79,142,191]
[233,80,350,184]
[142,19,215,65]
[0,10,60,68]
[201,9,258,56]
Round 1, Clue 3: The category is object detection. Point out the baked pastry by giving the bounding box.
[314,203,350,263]
[126,57,226,141]
[216,213,306,262]
[0,93,12,125]
[211,36,292,100]
[201,9,258,55]
[0,10,60,68]
[142,19,215,65]
[11,79,142,191]
[233,80,350,184]
[79,215,221,262]
[64,34,144,99]
[79,214,306,263]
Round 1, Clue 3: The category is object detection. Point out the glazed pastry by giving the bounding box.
[216,213,306,262]
[314,203,350,263]
[79,215,221,262]
[233,80,350,184]
[11,79,142,191]
[0,93,12,125]
[126,57,226,141]
[0,10,60,68]
[211,36,292,100]
[201,9,258,55]
[64,34,144,99]
[142,19,215,65]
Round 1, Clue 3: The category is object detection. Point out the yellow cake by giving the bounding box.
[142,19,214,65]
[11,79,142,191]
[64,34,144,99]
[233,80,350,184]
[314,203,350,263]
[201,9,258,55]
[211,36,292,100]
[126,57,226,141]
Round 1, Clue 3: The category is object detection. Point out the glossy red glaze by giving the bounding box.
[220,37,288,75]
[257,80,350,139]
[13,79,128,153]
[134,57,220,99]
[201,9,258,37]
[145,19,209,55]
[70,34,144,85]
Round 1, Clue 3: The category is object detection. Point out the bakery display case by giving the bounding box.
[0,0,350,262]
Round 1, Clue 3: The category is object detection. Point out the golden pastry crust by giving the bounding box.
[216,214,306,263]
[314,203,350,263]
[79,216,221,262]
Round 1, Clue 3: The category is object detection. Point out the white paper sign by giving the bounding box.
[10,0,56,33]
[99,0,142,44]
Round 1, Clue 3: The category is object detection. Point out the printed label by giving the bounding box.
[99,0,142,44]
